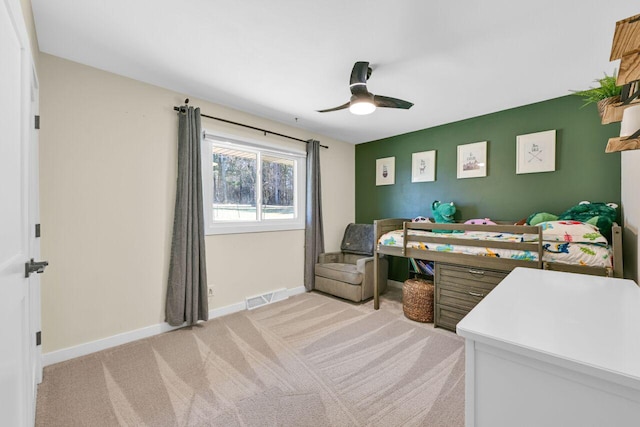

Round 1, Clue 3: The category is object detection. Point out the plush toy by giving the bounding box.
[464,218,496,225]
[558,201,618,236]
[432,201,456,233]
[526,201,618,236]
[412,216,432,223]
[526,212,559,226]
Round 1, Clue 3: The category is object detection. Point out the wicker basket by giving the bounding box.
[402,278,434,323]
[597,95,621,118]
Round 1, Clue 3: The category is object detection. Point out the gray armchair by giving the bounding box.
[314,223,388,302]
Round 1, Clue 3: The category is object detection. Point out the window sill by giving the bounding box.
[205,222,305,236]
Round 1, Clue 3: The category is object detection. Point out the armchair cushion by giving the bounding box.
[317,252,344,264]
[340,223,374,255]
[314,263,362,285]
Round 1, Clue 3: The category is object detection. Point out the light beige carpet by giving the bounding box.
[36,288,464,426]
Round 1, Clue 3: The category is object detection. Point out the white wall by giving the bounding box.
[621,150,640,283]
[19,0,38,71]
[39,53,355,353]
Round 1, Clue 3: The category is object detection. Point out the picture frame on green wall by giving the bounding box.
[376,156,395,186]
[457,141,487,179]
[411,150,436,183]
[516,130,556,174]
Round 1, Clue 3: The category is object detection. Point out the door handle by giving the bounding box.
[25,258,48,278]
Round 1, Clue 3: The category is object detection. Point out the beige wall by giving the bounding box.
[39,53,355,353]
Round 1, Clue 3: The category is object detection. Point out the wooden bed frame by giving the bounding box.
[372,219,623,309]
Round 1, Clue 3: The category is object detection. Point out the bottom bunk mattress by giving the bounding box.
[377,227,613,269]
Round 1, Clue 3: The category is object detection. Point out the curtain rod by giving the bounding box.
[173,103,328,149]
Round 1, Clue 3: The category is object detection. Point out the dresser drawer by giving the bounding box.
[435,304,468,332]
[434,263,508,332]
[437,286,486,312]
[437,263,508,292]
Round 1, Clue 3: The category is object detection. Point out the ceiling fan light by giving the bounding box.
[349,99,376,115]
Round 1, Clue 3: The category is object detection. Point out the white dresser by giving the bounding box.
[457,268,640,427]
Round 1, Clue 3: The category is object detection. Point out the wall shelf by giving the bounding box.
[610,14,640,61]
[618,52,640,86]
[604,14,640,152]
[606,136,640,153]
[612,13,640,87]
[601,100,640,124]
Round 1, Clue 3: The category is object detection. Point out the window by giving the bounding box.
[201,132,306,234]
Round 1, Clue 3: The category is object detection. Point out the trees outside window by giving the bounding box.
[202,134,305,234]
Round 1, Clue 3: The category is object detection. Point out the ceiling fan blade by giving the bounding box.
[350,62,372,96]
[373,95,414,109]
[317,101,350,113]
[350,61,370,86]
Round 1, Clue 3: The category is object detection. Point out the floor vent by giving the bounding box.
[246,288,288,310]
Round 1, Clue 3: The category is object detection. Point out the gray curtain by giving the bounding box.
[166,106,209,326]
[304,139,324,291]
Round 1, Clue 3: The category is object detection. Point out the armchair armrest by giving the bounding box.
[355,256,374,273]
[318,252,343,264]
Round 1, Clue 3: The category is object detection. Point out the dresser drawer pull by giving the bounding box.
[468,291,485,297]
[468,269,485,276]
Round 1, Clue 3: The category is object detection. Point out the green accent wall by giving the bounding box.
[355,95,621,280]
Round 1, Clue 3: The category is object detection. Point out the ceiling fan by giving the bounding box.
[317,61,414,115]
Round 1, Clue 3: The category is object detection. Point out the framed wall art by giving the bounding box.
[411,150,436,183]
[516,130,556,174]
[457,141,487,179]
[375,156,395,186]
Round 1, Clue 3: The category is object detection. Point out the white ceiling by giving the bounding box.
[31,0,638,144]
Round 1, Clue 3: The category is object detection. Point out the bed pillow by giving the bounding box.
[537,220,608,244]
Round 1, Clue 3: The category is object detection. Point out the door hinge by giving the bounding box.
[35,223,41,238]
[36,331,41,346]
[34,115,40,130]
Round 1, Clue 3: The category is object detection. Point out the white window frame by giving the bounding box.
[201,130,306,235]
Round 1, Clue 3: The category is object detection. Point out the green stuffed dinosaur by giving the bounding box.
[432,201,457,233]
[558,202,618,235]
[526,201,618,237]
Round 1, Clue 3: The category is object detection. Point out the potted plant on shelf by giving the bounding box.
[571,72,622,117]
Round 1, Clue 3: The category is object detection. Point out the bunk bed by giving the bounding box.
[372,219,623,330]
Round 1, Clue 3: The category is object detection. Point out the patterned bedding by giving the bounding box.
[377,221,613,269]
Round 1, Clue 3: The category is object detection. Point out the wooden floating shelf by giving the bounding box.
[610,14,640,61]
[618,52,640,86]
[601,100,640,124]
[606,136,640,153]
[604,14,640,153]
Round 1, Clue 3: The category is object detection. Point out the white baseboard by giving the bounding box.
[42,321,184,367]
[208,301,246,319]
[42,285,307,367]
[287,285,307,296]
[388,279,404,289]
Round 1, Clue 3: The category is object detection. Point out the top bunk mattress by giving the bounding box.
[377,224,613,269]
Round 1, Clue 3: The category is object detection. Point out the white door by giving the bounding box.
[29,71,43,386]
[0,0,39,425]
